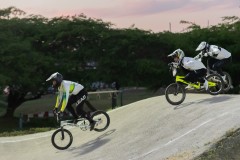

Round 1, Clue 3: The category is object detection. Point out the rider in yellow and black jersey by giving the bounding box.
[46,72,96,130]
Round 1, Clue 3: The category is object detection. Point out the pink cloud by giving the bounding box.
[5,0,239,32]
[183,0,238,12]
[16,0,239,20]
[70,0,239,18]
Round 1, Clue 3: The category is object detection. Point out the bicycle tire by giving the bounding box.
[165,83,186,105]
[91,110,110,132]
[206,73,223,95]
[222,71,232,93]
[51,128,73,150]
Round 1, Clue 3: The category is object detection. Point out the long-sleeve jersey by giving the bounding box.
[207,45,231,60]
[181,57,206,71]
[55,80,84,112]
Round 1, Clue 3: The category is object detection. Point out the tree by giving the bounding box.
[0,7,240,119]
[3,86,42,118]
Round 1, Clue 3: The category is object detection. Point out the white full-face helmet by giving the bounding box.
[196,41,209,52]
[46,72,63,88]
[168,49,185,62]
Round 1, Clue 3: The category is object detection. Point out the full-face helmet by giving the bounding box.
[168,49,185,62]
[46,72,63,87]
[196,41,209,52]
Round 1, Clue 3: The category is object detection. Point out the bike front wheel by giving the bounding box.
[206,73,223,95]
[91,110,110,132]
[165,83,186,105]
[51,128,73,150]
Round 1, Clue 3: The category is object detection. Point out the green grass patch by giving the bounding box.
[0,127,55,137]
[195,128,240,160]
[0,117,59,137]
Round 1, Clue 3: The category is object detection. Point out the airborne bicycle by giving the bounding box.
[165,62,224,105]
[194,52,233,93]
[51,110,110,150]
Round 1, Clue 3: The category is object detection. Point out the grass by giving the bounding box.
[0,127,55,137]
[0,117,58,137]
[195,128,240,160]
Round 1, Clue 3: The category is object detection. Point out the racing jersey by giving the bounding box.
[207,45,231,60]
[181,57,206,71]
[55,80,84,112]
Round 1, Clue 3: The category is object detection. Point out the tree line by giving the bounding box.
[0,7,239,118]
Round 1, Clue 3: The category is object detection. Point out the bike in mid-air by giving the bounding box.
[194,52,233,93]
[51,109,110,150]
[165,62,224,105]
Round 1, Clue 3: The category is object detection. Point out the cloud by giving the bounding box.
[0,0,239,33]
[73,0,239,18]
[78,0,189,18]
[3,0,237,20]
[185,0,238,11]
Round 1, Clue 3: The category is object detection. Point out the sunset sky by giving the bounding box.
[1,0,240,32]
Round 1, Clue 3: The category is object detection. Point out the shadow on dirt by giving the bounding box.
[68,129,116,156]
[174,95,235,110]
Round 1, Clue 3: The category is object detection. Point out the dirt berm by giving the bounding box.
[0,94,240,160]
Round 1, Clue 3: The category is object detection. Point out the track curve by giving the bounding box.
[1,94,240,160]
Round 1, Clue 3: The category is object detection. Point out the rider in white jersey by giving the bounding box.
[46,72,96,130]
[196,41,232,80]
[181,56,206,71]
[168,49,208,90]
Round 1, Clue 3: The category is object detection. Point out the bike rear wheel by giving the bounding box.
[206,73,223,95]
[51,128,73,150]
[91,110,110,132]
[222,71,232,93]
[165,83,186,105]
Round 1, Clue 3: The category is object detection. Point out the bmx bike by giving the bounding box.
[194,52,233,93]
[165,62,224,105]
[51,110,110,150]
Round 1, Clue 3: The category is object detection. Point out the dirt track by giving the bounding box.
[1,94,240,160]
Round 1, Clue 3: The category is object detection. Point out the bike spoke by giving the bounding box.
[51,129,73,150]
[91,111,110,132]
[56,133,70,146]
[93,115,107,130]
[165,83,186,105]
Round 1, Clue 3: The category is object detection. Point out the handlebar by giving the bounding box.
[53,111,62,123]
[168,62,178,77]
[168,62,179,68]
[194,51,208,61]
[194,53,202,60]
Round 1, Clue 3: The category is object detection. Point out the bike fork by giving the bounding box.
[60,127,65,140]
[174,83,180,95]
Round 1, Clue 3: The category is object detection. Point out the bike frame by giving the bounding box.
[58,117,102,131]
[175,76,201,89]
[206,59,219,75]
[175,75,217,89]
[195,53,227,76]
[60,118,88,128]
[56,112,91,131]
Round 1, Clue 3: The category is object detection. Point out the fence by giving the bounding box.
[88,90,122,109]
[18,90,122,129]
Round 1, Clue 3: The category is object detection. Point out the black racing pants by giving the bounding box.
[184,68,207,83]
[207,57,232,76]
[66,89,97,122]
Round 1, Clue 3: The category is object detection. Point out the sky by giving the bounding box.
[1,0,240,32]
